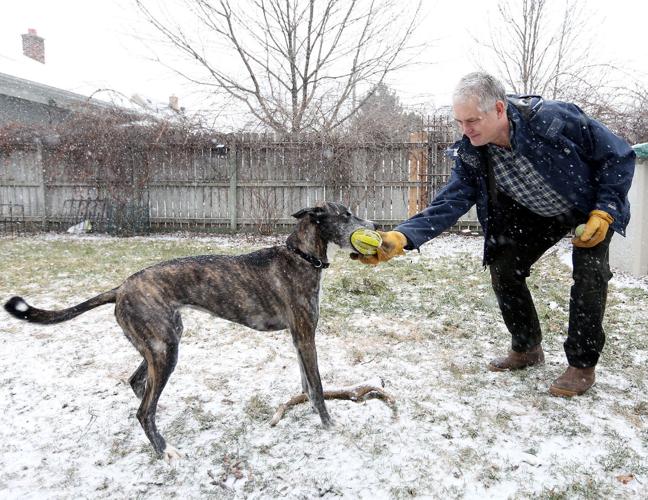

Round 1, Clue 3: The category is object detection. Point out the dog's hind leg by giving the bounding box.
[128,312,181,401]
[117,305,183,461]
[137,339,180,461]
[128,360,148,400]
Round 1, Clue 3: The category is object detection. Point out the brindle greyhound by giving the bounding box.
[4,202,376,462]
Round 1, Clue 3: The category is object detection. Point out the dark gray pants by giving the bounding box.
[488,197,613,368]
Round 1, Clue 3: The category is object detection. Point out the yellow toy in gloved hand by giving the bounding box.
[350,230,407,265]
[350,229,382,255]
[572,210,614,248]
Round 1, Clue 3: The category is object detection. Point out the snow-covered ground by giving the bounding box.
[1,233,646,499]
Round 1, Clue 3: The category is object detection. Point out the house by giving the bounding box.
[0,28,191,235]
[0,29,117,126]
[0,28,182,128]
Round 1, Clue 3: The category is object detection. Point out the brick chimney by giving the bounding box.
[22,28,45,64]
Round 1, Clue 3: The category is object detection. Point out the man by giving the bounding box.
[354,72,635,397]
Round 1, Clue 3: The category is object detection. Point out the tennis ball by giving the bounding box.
[350,229,382,255]
[575,224,586,238]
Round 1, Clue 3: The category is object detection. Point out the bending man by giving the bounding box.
[355,72,635,397]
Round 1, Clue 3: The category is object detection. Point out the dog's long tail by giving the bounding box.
[4,289,118,325]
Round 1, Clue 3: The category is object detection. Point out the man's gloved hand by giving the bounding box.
[350,230,407,265]
[572,210,614,248]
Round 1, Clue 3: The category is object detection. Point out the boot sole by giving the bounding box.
[487,361,544,372]
[548,385,590,397]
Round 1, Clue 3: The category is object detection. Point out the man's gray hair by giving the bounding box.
[453,72,507,112]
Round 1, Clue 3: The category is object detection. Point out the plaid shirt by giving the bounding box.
[487,144,573,217]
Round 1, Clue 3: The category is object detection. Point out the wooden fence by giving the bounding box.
[0,124,478,234]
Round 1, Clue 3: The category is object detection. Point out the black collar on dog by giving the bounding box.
[287,244,330,269]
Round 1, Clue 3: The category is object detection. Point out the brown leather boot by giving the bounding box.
[549,366,595,397]
[488,344,545,372]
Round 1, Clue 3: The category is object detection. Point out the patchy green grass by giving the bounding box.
[0,235,260,299]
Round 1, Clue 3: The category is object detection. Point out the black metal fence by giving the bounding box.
[0,203,24,235]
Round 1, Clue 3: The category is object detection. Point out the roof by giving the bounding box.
[0,49,126,110]
[0,37,189,123]
[0,47,181,117]
[0,71,114,112]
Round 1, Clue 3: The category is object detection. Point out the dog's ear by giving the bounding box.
[292,206,326,220]
[292,208,309,219]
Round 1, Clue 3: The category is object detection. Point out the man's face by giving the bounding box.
[453,96,506,147]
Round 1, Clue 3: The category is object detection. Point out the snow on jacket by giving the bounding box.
[395,95,636,258]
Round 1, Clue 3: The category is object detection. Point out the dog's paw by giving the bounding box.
[163,444,183,464]
[321,417,335,429]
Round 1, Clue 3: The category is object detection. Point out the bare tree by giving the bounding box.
[473,0,648,143]
[348,82,423,142]
[595,83,648,145]
[136,0,422,134]
[478,0,610,100]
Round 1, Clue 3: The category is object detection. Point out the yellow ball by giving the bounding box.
[575,224,586,237]
[351,229,382,255]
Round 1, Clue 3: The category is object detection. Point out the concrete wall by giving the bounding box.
[610,156,648,276]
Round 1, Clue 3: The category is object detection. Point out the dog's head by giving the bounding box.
[292,202,376,251]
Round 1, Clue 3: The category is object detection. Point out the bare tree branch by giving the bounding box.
[478,0,610,100]
[473,0,648,143]
[270,383,398,426]
[136,0,423,134]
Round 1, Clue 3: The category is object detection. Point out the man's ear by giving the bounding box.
[495,100,506,118]
[292,206,326,219]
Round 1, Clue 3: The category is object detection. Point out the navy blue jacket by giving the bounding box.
[395,96,636,258]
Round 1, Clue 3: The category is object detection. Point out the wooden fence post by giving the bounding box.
[228,146,238,230]
[35,143,47,230]
[407,131,428,216]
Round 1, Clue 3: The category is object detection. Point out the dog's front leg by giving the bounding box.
[297,358,309,395]
[295,354,318,414]
[291,330,333,428]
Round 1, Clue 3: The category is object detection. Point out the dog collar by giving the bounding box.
[287,244,330,269]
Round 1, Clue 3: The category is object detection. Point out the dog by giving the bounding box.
[4,201,376,461]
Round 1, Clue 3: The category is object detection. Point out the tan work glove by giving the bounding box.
[350,230,407,265]
[572,210,614,248]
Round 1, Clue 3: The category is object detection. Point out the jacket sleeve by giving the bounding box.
[559,103,635,225]
[395,160,478,250]
[583,117,635,224]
